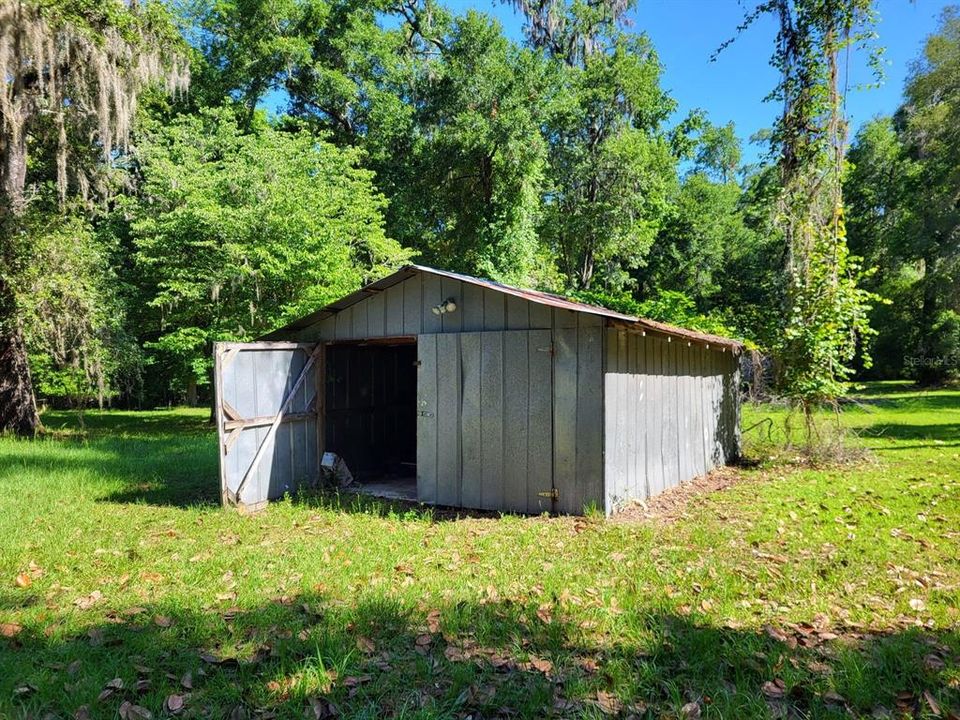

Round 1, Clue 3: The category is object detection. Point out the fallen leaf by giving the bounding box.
[165,694,186,714]
[528,656,553,674]
[595,690,622,715]
[153,615,173,628]
[74,706,90,720]
[909,598,926,611]
[580,657,599,673]
[97,677,124,702]
[307,697,338,719]
[426,609,441,634]
[355,637,375,654]
[73,590,103,610]
[444,645,469,662]
[180,671,193,690]
[761,679,786,699]
[14,684,36,697]
[923,690,941,716]
[0,622,23,638]
[415,633,432,647]
[681,701,701,719]
[15,573,31,588]
[536,603,553,624]
[118,701,153,720]
[343,675,371,687]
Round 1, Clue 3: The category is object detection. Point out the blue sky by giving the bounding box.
[440,0,953,164]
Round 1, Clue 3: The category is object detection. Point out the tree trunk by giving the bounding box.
[0,277,40,436]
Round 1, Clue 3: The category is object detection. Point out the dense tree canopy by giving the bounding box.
[1,0,957,423]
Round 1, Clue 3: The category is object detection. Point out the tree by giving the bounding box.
[895,7,960,384]
[126,108,412,400]
[727,0,881,437]
[510,0,677,291]
[0,0,187,434]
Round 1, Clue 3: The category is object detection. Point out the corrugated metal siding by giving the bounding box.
[602,330,740,514]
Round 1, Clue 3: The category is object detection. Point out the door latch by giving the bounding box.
[417,410,434,417]
[538,488,559,499]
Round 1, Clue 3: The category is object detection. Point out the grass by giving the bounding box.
[0,384,958,719]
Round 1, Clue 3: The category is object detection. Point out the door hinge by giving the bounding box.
[538,488,559,499]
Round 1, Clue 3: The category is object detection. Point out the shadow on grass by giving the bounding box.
[1,591,957,719]
[853,422,960,446]
[0,424,220,510]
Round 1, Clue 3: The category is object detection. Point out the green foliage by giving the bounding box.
[572,288,746,344]
[731,0,883,423]
[843,9,960,384]
[126,107,412,391]
[17,209,140,407]
[535,10,677,291]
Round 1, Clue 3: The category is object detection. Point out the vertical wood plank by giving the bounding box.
[553,327,578,513]
[403,273,422,335]
[527,330,553,513]
[441,278,462,333]
[506,296,529,330]
[577,321,603,514]
[680,344,691,484]
[459,333,483,509]
[503,332,529,512]
[605,328,619,372]
[385,281,404,336]
[436,333,461,506]
[335,307,352,340]
[480,332,504,510]
[352,300,368,338]
[462,284,484,331]
[367,291,385,337]
[422,273,443,333]
[417,334,438,504]
[603,368,618,514]
[483,289,505,330]
[528,302,552,329]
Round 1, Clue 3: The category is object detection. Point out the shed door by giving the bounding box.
[215,342,322,510]
[417,330,554,514]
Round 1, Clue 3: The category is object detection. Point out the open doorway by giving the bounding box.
[324,339,417,500]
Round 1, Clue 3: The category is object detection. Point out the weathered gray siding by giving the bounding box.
[215,343,320,509]
[290,273,555,343]
[278,271,606,514]
[602,330,740,514]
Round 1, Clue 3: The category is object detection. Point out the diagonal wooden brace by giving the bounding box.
[226,344,323,505]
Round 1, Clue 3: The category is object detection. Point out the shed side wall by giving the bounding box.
[602,330,740,514]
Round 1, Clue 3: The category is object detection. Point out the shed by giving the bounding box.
[213,265,743,515]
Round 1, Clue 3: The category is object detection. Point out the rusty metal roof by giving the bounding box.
[266,264,743,350]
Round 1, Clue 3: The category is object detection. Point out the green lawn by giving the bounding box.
[1,384,958,719]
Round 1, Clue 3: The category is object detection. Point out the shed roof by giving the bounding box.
[266,264,744,351]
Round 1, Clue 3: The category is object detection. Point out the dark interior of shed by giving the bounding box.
[324,341,417,497]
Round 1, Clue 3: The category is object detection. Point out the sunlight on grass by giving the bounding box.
[1,389,958,718]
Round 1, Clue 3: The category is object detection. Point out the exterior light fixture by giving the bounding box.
[431,298,458,315]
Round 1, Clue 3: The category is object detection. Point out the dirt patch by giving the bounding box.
[612,466,751,524]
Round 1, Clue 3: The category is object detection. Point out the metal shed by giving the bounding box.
[214,265,743,515]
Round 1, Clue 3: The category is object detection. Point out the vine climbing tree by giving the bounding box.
[731,0,883,444]
[0,0,187,435]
